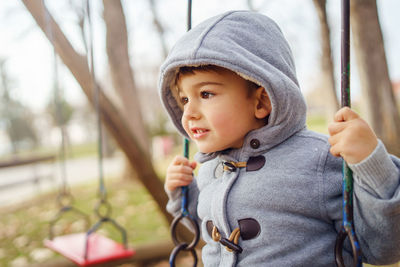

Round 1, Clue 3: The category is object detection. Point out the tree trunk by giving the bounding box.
[102,0,149,150]
[103,0,148,181]
[20,0,171,222]
[312,0,339,122]
[350,0,400,156]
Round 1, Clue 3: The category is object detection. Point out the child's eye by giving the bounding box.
[180,96,189,105]
[201,91,214,99]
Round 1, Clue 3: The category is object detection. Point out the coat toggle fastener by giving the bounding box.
[212,226,243,253]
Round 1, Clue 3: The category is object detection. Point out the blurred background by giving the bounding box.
[0,0,399,266]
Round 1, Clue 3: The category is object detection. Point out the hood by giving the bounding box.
[158,10,307,153]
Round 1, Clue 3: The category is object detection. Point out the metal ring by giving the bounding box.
[169,243,197,267]
[335,226,362,267]
[95,200,112,219]
[170,214,200,250]
[56,193,74,207]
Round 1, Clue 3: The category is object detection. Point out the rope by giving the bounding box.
[42,1,91,241]
[85,0,107,202]
[42,0,70,199]
[82,1,131,255]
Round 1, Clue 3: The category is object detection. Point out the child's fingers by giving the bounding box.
[165,172,193,191]
[168,171,194,182]
[169,164,195,175]
[189,161,197,170]
[329,142,342,158]
[328,130,343,149]
[327,121,347,136]
[172,155,191,166]
[328,130,348,158]
[171,156,197,170]
[165,155,197,192]
[165,179,193,191]
[334,107,359,122]
[328,130,345,158]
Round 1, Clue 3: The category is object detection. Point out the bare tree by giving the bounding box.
[103,0,149,149]
[103,0,150,179]
[350,0,400,156]
[312,0,339,121]
[148,0,168,59]
[20,0,170,222]
[0,59,38,153]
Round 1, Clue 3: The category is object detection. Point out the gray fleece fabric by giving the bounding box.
[158,11,400,266]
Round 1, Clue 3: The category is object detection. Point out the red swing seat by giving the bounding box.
[45,232,135,266]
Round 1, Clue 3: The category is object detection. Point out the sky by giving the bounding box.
[0,0,399,113]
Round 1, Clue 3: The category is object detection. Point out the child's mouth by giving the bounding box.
[191,128,209,139]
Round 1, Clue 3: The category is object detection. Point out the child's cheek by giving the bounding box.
[210,110,236,135]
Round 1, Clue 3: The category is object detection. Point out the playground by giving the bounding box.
[1,0,400,266]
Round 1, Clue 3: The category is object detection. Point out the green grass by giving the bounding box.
[67,142,98,159]
[0,178,169,266]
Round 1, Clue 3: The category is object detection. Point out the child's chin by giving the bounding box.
[197,146,216,154]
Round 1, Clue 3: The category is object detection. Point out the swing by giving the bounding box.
[44,1,134,265]
[334,1,362,267]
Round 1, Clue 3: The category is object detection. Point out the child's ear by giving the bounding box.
[254,87,272,119]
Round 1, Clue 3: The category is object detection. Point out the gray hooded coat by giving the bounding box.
[158,11,400,266]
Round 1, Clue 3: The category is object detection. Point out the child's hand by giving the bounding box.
[165,155,197,192]
[328,107,378,164]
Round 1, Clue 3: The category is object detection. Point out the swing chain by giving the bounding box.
[42,0,74,212]
[169,137,200,267]
[169,243,198,267]
[169,197,200,267]
[335,163,362,267]
[83,0,131,256]
[41,0,92,242]
[170,189,200,250]
[335,1,362,266]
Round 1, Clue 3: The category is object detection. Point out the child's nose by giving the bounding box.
[183,101,200,120]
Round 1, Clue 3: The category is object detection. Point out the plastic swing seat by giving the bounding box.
[45,233,135,266]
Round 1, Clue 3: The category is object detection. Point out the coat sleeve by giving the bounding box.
[323,140,400,265]
[165,178,201,233]
[350,140,400,265]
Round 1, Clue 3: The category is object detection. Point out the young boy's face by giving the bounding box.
[177,69,269,154]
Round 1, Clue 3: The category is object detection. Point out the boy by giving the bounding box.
[159,11,400,266]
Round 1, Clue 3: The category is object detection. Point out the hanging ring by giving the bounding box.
[170,214,200,250]
[335,226,362,267]
[169,243,197,267]
[56,192,74,208]
[95,200,112,219]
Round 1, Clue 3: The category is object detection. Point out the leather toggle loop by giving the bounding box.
[211,226,242,253]
[220,238,243,253]
[223,161,247,172]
